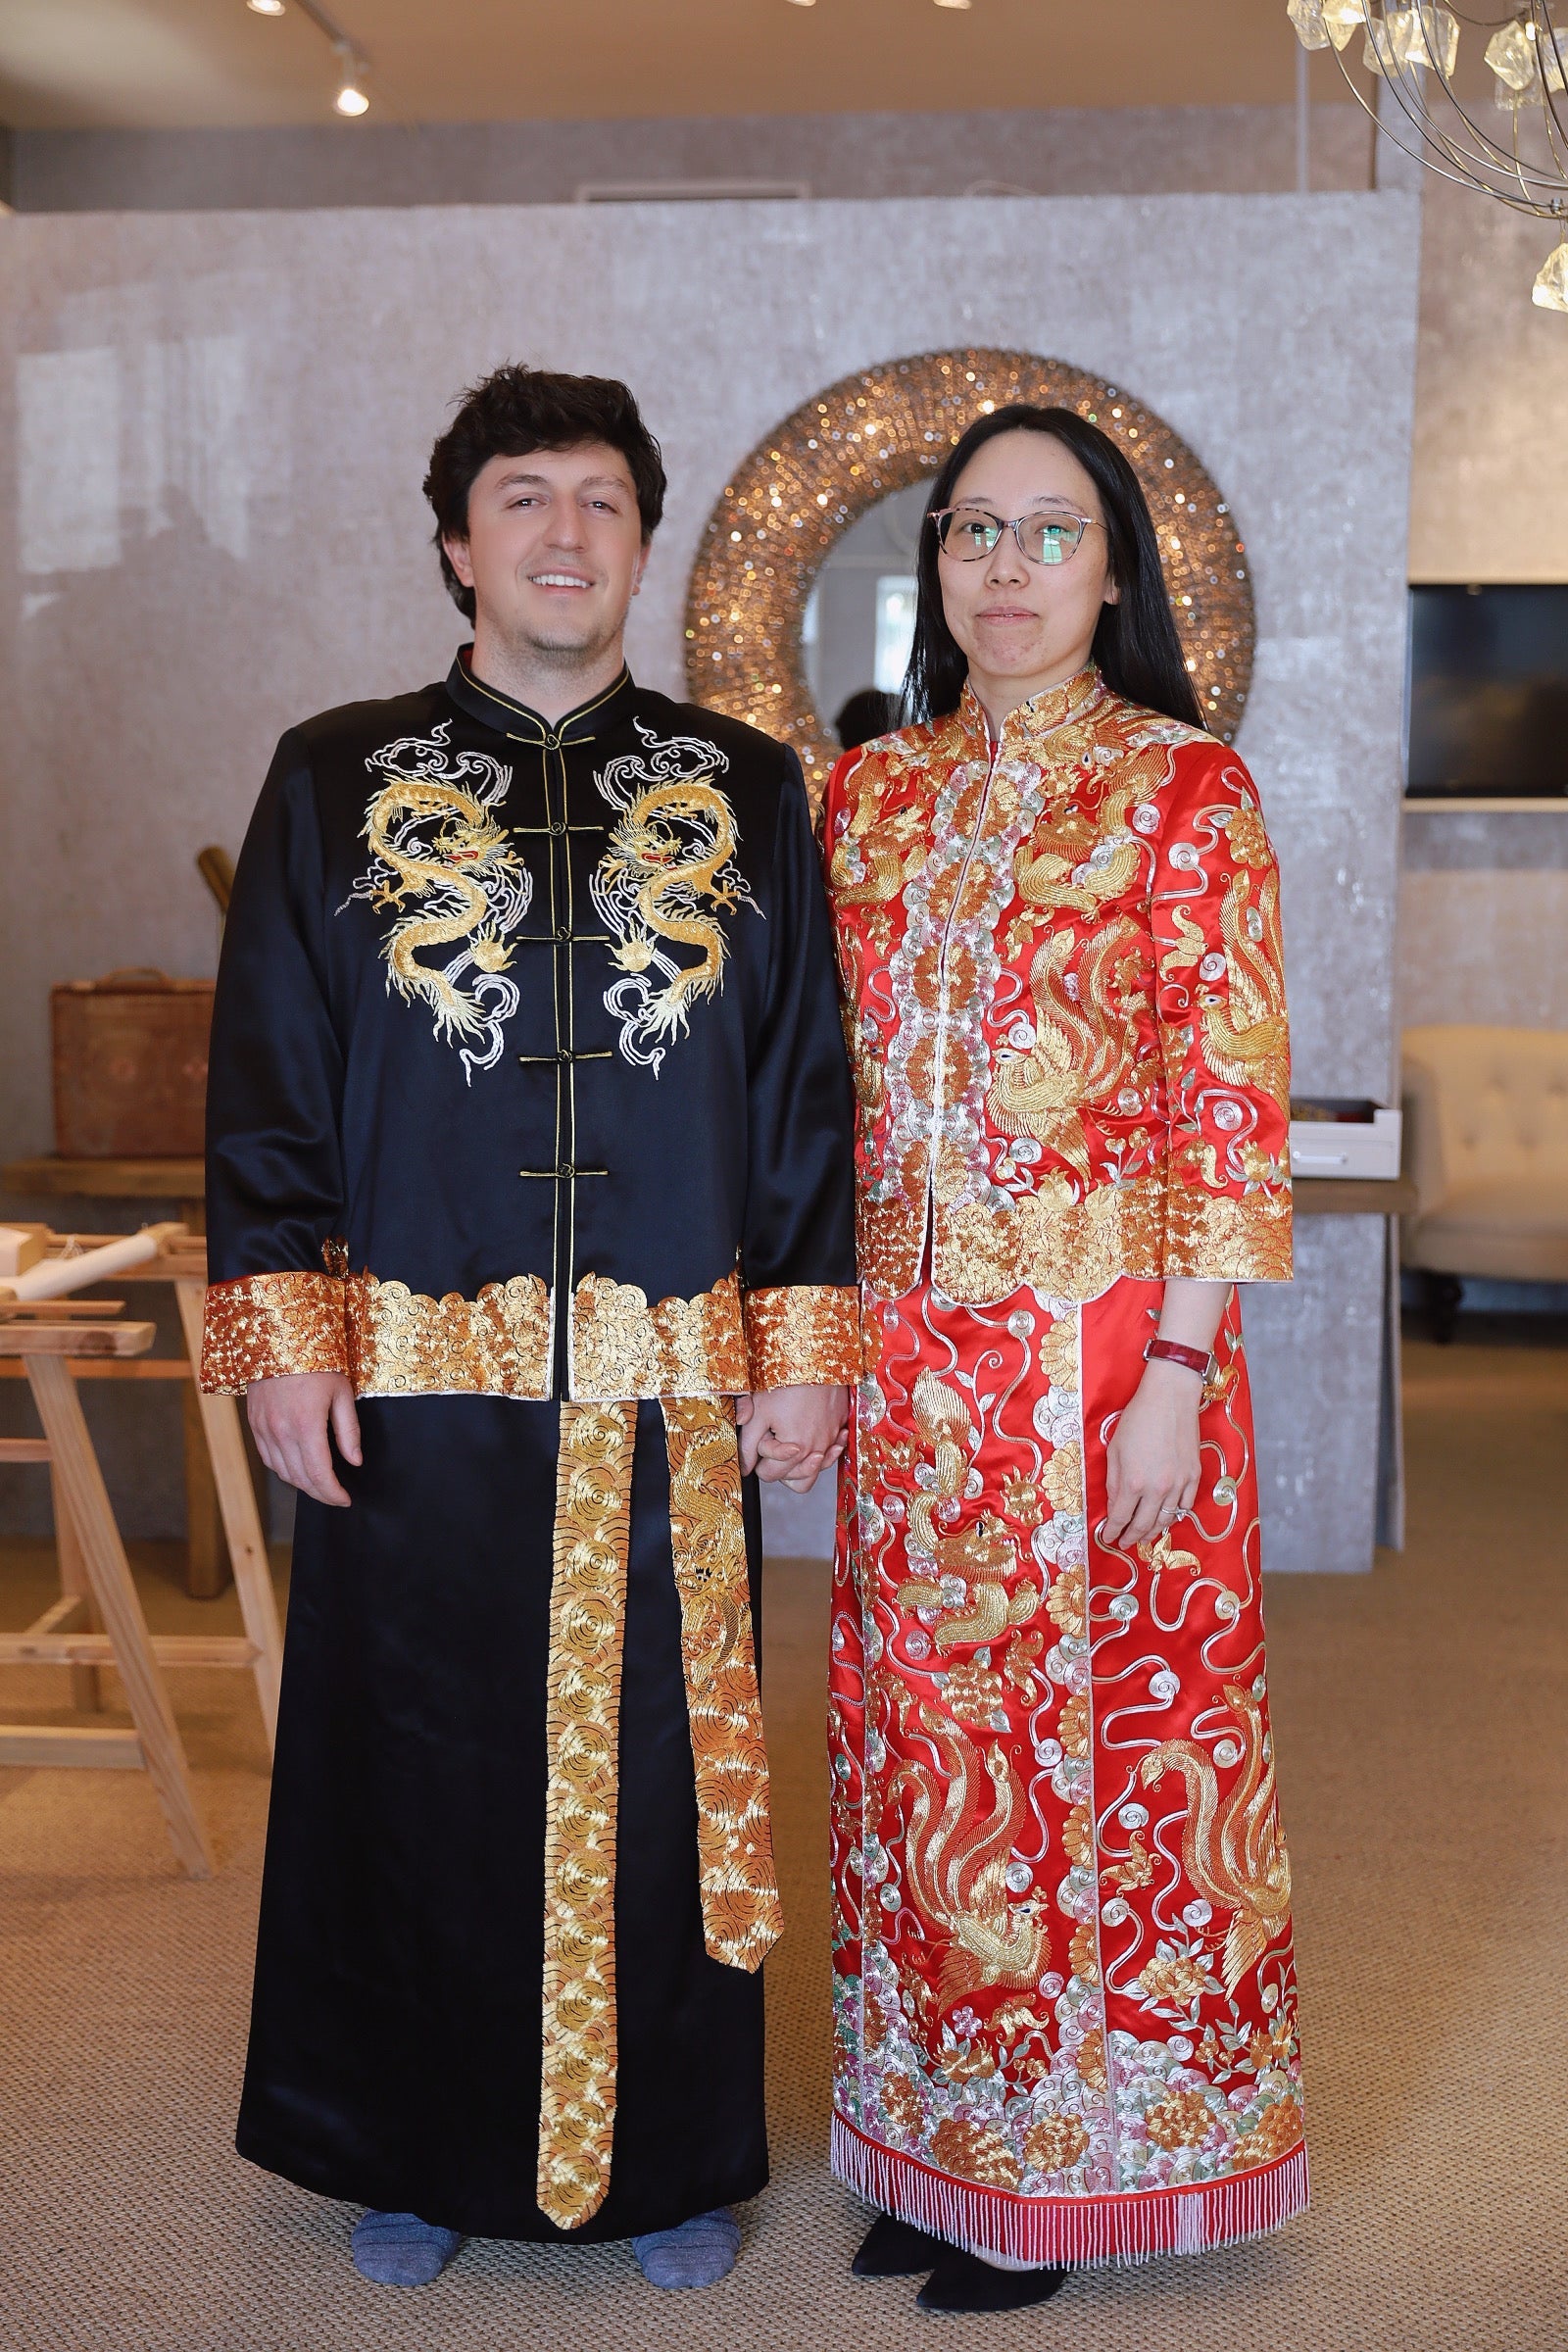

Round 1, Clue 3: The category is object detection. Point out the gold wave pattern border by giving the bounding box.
[537,1400,636,2231]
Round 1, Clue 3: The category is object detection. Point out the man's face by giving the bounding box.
[443,442,649,663]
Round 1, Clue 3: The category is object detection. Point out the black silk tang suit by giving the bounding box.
[200,654,858,2241]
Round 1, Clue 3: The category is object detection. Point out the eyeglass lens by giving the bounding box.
[936,510,1087,565]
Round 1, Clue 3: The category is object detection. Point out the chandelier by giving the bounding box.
[1287,2,1568,309]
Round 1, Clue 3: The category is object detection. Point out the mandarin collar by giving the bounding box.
[444,649,638,746]
[959,663,1105,754]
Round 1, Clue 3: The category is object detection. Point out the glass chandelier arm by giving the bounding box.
[1305,7,1568,214]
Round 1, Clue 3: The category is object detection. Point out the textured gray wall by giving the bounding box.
[9,104,1373,212]
[0,193,1421,1564]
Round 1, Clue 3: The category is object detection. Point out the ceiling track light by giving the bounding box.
[333,39,370,115]
[247,0,373,117]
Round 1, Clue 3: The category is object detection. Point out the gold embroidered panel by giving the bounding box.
[199,1271,349,1393]
[684,348,1254,796]
[346,1270,552,1399]
[538,1401,636,2231]
[662,1397,783,1975]
[570,1271,748,1401]
[744,1283,863,1390]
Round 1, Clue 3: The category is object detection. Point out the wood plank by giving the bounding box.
[51,1463,101,1712]
[0,1438,51,1461]
[1,1299,124,1319]
[0,1359,188,1380]
[0,1322,156,1359]
[176,1283,281,1752]
[20,1594,87,1639]
[0,1634,259,1668]
[1296,1174,1419,1216]
[0,1726,144,1770]
[1,1157,205,1200]
[25,1354,213,1876]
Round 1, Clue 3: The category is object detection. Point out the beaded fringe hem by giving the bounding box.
[831,2111,1308,2271]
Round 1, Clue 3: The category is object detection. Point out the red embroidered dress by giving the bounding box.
[821,667,1304,2267]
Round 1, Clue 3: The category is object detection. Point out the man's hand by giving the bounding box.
[735,1384,848,1491]
[247,1371,362,1508]
[1101,1361,1201,1551]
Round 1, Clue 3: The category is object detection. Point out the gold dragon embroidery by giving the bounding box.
[1140,1682,1293,1994]
[347,724,531,1080]
[592,723,758,1074]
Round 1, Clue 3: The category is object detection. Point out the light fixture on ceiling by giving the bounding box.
[1287,2,1568,310]
[333,60,370,116]
[932,0,974,10]
[253,0,374,119]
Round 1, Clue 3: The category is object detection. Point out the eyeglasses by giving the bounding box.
[929,506,1102,567]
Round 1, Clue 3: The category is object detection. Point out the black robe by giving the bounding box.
[201,655,857,2239]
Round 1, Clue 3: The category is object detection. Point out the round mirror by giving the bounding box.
[801,480,929,749]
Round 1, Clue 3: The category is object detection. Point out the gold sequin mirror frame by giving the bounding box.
[683,347,1254,798]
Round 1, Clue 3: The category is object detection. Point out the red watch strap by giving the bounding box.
[1145,1338,1210,1377]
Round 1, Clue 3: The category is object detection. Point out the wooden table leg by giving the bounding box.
[25,1352,213,1878]
[181,1381,229,1600]
[175,1283,282,1753]
[48,1461,103,1713]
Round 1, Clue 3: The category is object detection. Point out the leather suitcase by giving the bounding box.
[51,968,215,1157]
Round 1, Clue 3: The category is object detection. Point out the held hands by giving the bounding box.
[247,1371,362,1508]
[735,1383,849,1493]
[1101,1358,1202,1551]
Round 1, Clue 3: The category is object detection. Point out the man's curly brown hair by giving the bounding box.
[423,364,666,621]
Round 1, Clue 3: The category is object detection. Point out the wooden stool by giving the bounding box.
[0,1293,283,1879]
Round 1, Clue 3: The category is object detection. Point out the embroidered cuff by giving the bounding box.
[1163,1187,1294,1283]
[199,1271,350,1392]
[743,1284,861,1391]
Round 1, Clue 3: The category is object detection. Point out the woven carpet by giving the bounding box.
[1,1330,1564,2350]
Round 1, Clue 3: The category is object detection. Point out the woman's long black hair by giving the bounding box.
[903,403,1203,730]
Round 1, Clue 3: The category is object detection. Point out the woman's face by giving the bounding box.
[936,428,1117,713]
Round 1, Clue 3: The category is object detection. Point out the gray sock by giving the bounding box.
[351,2210,465,2286]
[632,2207,741,2290]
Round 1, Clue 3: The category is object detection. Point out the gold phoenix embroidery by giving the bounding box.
[1140,1682,1293,1995]
[662,1398,783,1972]
[346,1270,551,1399]
[345,722,531,1081]
[199,1271,348,1391]
[592,723,757,1074]
[538,1401,636,2231]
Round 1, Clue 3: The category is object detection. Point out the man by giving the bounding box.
[201,366,858,2290]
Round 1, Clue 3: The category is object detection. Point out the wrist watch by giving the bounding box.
[1145,1336,1219,1386]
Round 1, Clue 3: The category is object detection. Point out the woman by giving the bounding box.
[820,406,1303,2315]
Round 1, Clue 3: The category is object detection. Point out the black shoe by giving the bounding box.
[852,2213,946,2278]
[916,2248,1068,2313]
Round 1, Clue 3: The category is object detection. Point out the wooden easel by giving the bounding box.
[0,1227,283,1878]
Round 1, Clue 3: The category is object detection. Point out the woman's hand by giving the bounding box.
[1101,1359,1201,1550]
